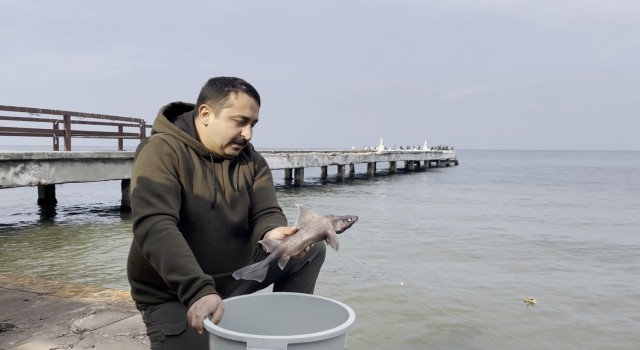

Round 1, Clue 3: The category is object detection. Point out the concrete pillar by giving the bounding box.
[294,168,304,187]
[349,163,355,174]
[389,161,397,173]
[37,184,57,205]
[337,165,345,181]
[320,166,328,180]
[120,179,131,212]
[284,168,293,181]
[405,160,415,171]
[367,162,375,176]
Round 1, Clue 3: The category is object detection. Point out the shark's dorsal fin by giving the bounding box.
[295,204,322,227]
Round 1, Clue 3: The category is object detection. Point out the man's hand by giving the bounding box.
[263,226,311,258]
[187,294,224,334]
[263,226,297,240]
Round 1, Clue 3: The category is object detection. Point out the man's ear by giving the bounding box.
[197,104,212,126]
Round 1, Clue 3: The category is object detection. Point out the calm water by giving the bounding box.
[1,150,639,349]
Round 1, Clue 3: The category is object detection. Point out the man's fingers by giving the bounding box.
[186,294,224,333]
[281,226,298,237]
[264,226,298,241]
[293,244,312,258]
[189,311,205,334]
[211,304,224,325]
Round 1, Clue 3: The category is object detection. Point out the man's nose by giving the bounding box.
[241,125,253,141]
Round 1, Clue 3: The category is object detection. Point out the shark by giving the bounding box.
[232,204,358,282]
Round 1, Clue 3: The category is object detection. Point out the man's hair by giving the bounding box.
[195,77,261,116]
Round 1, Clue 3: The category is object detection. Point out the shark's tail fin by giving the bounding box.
[232,259,270,282]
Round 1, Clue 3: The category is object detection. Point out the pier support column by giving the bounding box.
[389,161,397,173]
[320,166,328,180]
[367,162,375,176]
[405,160,415,171]
[37,184,57,205]
[120,179,131,212]
[284,169,293,181]
[349,163,355,176]
[294,168,304,187]
[336,165,345,181]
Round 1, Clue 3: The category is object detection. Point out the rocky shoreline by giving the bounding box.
[0,273,148,350]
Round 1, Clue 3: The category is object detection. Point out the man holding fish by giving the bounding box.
[126,76,357,349]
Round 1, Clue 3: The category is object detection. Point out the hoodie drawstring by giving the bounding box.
[209,154,241,208]
[233,159,240,191]
[209,154,217,208]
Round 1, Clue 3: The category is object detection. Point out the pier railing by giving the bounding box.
[0,105,150,151]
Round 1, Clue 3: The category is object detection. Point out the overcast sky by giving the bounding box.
[1,0,638,151]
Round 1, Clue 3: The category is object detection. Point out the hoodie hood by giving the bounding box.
[151,101,209,157]
[148,101,249,207]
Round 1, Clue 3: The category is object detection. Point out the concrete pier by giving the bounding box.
[0,149,458,209]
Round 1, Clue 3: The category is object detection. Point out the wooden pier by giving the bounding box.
[0,149,457,210]
[0,104,458,210]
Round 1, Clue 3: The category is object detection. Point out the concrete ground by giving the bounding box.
[0,273,149,350]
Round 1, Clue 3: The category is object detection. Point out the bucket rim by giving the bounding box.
[203,292,356,343]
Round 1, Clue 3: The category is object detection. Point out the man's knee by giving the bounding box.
[309,241,327,262]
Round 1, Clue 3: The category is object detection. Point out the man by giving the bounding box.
[127,77,326,349]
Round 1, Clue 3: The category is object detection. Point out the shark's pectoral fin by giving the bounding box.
[326,232,339,252]
[259,239,281,253]
[278,255,291,270]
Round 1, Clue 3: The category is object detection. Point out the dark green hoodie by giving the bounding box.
[127,102,287,308]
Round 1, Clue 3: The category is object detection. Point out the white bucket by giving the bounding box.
[203,292,356,350]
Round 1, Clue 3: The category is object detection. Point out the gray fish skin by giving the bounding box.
[232,204,358,282]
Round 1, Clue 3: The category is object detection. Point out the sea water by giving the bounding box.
[1,150,639,349]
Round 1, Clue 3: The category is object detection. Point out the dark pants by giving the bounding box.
[140,242,326,350]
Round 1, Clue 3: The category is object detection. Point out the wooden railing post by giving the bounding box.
[63,115,72,151]
[118,125,124,151]
[53,120,60,151]
[140,120,147,140]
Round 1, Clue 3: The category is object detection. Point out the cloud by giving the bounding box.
[0,46,161,83]
[378,0,640,25]
[437,84,495,103]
